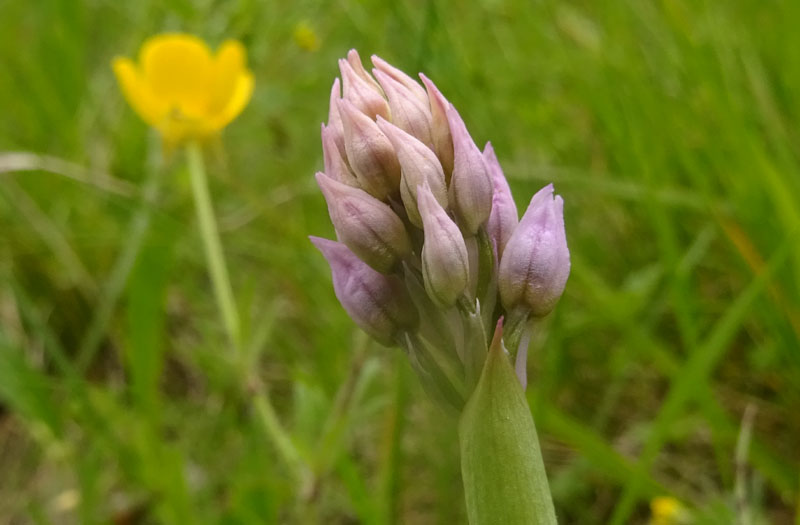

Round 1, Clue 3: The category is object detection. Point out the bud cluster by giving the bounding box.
[312,50,570,409]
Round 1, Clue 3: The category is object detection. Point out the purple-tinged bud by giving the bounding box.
[371,54,429,105]
[483,142,518,258]
[339,58,390,120]
[420,73,454,178]
[446,104,493,235]
[376,117,448,227]
[417,182,469,307]
[338,98,401,200]
[373,69,433,147]
[311,236,418,345]
[316,172,411,273]
[498,184,570,317]
[327,78,346,158]
[322,124,358,187]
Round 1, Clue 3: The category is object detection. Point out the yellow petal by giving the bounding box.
[112,57,169,127]
[140,33,213,117]
[207,71,254,132]
[207,40,247,115]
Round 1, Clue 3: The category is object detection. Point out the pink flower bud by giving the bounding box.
[498,184,570,317]
[483,142,518,258]
[417,182,469,307]
[327,78,346,158]
[419,73,454,178]
[371,55,429,104]
[316,172,411,273]
[321,124,358,187]
[347,49,383,92]
[373,68,433,147]
[339,56,390,120]
[311,236,418,345]
[338,98,401,200]
[376,117,448,227]
[446,104,493,235]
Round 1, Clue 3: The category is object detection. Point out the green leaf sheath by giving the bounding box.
[459,323,557,525]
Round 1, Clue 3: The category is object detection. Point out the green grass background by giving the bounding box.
[1,0,799,523]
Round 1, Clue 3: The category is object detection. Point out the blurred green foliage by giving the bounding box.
[1,0,799,523]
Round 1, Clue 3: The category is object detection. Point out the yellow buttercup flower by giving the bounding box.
[112,33,254,145]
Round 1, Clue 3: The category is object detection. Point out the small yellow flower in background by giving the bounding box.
[292,21,320,52]
[112,33,254,145]
[649,496,690,525]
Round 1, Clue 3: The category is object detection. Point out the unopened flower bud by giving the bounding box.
[347,49,383,92]
[483,142,518,258]
[418,182,469,307]
[327,78,346,158]
[311,236,418,345]
[447,104,493,235]
[322,124,358,187]
[420,73,454,178]
[338,98,401,199]
[316,172,411,273]
[339,56,390,120]
[376,117,447,227]
[373,69,433,147]
[498,184,570,317]
[371,55,429,105]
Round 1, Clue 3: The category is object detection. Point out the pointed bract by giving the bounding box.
[498,184,570,317]
[418,182,470,307]
[338,98,401,199]
[376,117,448,227]
[483,142,518,258]
[447,104,493,235]
[311,237,418,345]
[316,172,411,273]
[420,73,454,178]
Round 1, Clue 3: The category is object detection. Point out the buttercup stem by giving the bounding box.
[186,141,304,485]
[186,141,242,351]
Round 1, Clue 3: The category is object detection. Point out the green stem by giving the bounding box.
[185,141,303,486]
[186,141,241,351]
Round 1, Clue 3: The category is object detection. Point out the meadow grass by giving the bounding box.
[1,0,799,523]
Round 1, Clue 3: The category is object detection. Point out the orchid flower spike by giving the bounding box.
[311,50,570,408]
[311,50,567,525]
